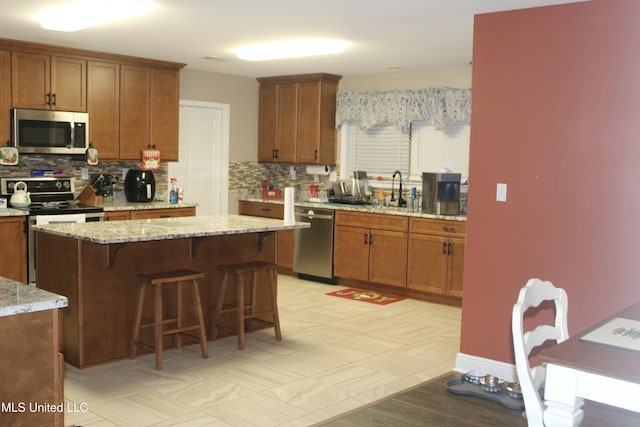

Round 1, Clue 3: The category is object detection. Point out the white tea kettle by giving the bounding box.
[10,181,31,208]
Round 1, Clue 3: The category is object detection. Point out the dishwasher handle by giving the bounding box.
[294,209,334,220]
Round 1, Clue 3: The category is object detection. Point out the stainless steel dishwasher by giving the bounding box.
[293,206,337,283]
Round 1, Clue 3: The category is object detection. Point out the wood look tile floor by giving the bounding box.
[64,275,461,426]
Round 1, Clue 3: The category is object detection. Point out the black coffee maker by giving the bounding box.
[124,169,155,202]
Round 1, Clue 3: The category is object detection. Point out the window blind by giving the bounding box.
[347,124,410,177]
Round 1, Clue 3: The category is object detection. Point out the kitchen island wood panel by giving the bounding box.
[0,309,64,426]
[34,215,307,367]
[0,278,67,427]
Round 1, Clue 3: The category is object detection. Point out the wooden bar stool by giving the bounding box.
[130,269,209,370]
[210,261,281,350]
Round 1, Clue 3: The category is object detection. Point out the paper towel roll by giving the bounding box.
[305,165,330,176]
[283,187,295,225]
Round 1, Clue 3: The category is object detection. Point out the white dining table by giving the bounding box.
[538,302,640,426]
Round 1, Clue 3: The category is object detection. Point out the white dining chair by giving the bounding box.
[512,278,569,426]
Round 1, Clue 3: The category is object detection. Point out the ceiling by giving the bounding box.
[0,0,585,78]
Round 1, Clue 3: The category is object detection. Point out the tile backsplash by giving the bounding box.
[0,154,169,200]
[229,161,339,200]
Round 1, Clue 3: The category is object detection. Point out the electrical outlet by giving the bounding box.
[81,167,89,180]
[496,183,507,202]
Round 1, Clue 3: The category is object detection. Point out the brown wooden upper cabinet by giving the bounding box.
[119,66,180,161]
[11,51,86,111]
[0,50,10,145]
[257,73,341,165]
[120,65,151,160]
[88,61,120,159]
[1,38,184,162]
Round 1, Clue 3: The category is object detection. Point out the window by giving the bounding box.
[410,121,470,181]
[340,121,470,182]
[340,123,410,179]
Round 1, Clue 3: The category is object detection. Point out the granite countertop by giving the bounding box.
[103,201,198,212]
[33,214,310,244]
[0,208,28,217]
[0,277,68,318]
[241,198,467,222]
[0,202,197,217]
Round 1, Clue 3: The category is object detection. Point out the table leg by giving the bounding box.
[543,364,585,427]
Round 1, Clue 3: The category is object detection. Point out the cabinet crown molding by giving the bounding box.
[0,37,186,70]
[257,73,342,85]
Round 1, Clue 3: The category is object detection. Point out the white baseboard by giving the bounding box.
[455,353,517,383]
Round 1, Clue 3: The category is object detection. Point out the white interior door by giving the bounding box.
[169,100,230,216]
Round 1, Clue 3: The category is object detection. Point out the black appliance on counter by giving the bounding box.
[124,169,155,202]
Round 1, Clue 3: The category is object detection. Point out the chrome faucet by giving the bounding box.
[390,170,406,208]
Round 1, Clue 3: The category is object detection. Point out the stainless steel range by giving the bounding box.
[1,176,104,284]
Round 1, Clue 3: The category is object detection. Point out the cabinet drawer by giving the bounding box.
[104,211,130,221]
[239,201,284,219]
[410,218,466,237]
[129,207,195,219]
[336,210,408,232]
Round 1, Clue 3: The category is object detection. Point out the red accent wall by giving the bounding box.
[461,0,640,364]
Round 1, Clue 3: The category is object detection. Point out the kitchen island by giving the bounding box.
[0,277,68,426]
[34,215,308,368]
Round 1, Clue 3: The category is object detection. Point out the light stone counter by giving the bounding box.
[33,214,309,244]
[241,197,467,222]
[0,208,28,217]
[102,201,198,212]
[0,277,68,317]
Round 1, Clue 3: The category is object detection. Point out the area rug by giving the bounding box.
[326,288,405,305]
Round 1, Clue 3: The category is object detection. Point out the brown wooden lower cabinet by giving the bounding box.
[0,308,63,426]
[104,210,131,221]
[238,201,294,271]
[0,215,27,283]
[129,206,195,219]
[238,201,466,304]
[104,206,196,221]
[333,211,408,288]
[406,218,465,298]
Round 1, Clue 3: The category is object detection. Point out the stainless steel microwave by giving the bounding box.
[11,108,89,155]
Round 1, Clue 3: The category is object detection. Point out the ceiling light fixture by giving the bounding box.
[236,39,349,61]
[39,0,153,32]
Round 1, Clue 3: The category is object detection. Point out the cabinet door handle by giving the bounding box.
[369,233,373,245]
[443,242,448,254]
[314,149,318,160]
[261,208,271,212]
[443,226,455,233]
[52,93,56,106]
[364,233,368,244]
[448,243,452,255]
[46,93,51,105]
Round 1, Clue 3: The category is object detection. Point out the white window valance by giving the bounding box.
[336,87,471,133]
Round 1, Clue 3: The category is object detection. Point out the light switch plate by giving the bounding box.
[496,183,507,202]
